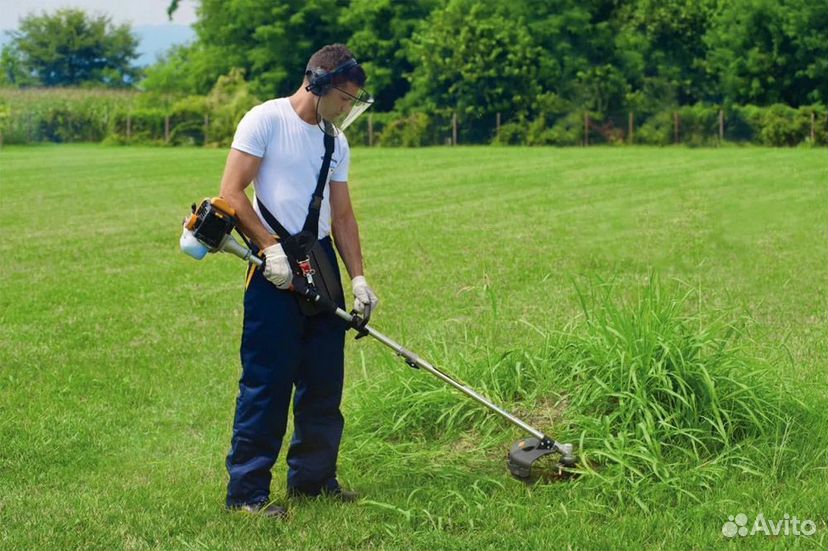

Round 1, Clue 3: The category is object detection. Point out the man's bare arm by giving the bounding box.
[219,149,278,250]
[329,181,364,279]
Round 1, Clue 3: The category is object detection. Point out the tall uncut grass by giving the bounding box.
[0,87,138,143]
[351,274,799,506]
[551,276,796,502]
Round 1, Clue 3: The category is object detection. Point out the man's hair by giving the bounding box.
[306,44,366,88]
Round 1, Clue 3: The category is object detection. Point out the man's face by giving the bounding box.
[317,81,362,122]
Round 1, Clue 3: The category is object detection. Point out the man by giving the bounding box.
[219,44,378,518]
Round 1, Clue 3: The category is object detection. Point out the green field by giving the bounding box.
[1,144,826,550]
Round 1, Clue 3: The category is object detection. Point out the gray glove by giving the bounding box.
[351,275,379,319]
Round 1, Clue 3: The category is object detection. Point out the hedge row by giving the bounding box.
[1,87,825,147]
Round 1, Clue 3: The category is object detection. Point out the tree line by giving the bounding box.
[2,0,825,123]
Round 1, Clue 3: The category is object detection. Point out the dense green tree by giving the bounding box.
[613,0,718,107]
[0,45,36,86]
[163,0,438,107]
[193,0,349,97]
[516,0,621,102]
[141,43,222,95]
[338,0,441,111]
[154,0,825,113]
[705,0,827,106]
[573,64,631,114]
[403,0,543,119]
[1,9,139,87]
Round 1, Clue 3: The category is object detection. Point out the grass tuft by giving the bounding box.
[552,276,796,500]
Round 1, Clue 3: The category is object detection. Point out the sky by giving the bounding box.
[0,0,197,29]
[0,0,198,66]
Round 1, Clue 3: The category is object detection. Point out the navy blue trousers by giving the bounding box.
[225,237,347,507]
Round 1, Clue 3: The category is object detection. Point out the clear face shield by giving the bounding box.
[315,86,374,137]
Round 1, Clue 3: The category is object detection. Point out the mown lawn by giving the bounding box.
[0,144,825,550]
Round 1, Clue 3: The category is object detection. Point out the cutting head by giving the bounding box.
[507,437,577,480]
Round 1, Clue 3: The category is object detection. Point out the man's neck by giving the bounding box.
[288,89,320,125]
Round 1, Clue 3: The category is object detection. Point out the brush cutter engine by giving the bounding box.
[184,197,237,250]
[180,198,259,264]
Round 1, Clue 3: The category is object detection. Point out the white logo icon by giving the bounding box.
[722,513,749,537]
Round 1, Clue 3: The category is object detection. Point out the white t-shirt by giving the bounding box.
[231,97,350,239]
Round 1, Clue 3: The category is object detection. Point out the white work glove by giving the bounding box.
[262,243,293,289]
[351,276,379,320]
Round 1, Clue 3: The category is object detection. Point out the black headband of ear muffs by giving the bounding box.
[305,58,360,96]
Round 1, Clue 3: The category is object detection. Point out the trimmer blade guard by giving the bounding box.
[507,438,577,480]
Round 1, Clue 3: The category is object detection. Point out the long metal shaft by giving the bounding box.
[232,248,547,441]
[332,308,546,441]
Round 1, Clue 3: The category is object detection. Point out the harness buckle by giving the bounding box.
[297,257,315,276]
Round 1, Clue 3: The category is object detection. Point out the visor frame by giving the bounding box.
[322,85,375,136]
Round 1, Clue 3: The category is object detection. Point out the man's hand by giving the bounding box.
[351,276,379,320]
[263,243,293,289]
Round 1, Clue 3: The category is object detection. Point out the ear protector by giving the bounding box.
[305,58,360,97]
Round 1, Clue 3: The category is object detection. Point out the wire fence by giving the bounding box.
[1,104,826,148]
[344,106,828,147]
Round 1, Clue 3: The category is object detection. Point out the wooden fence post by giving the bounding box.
[203,114,209,144]
[719,109,724,143]
[673,112,680,144]
[27,112,33,143]
[368,114,373,146]
[584,112,589,146]
[126,112,131,140]
[628,111,634,144]
[452,112,457,146]
[811,111,816,143]
[496,112,501,137]
[164,115,170,144]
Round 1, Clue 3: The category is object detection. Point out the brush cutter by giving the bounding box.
[180,198,577,479]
